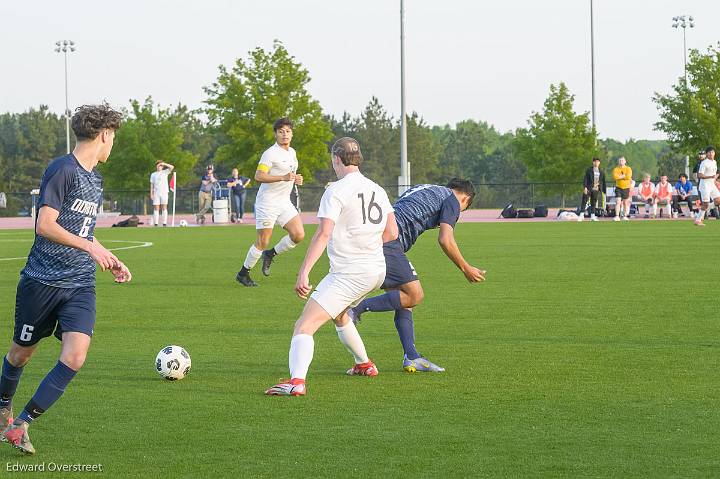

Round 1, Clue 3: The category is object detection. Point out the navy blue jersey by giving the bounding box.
[22,154,103,288]
[394,184,461,252]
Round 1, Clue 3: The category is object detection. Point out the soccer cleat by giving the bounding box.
[622,216,630,221]
[236,270,258,287]
[346,360,378,376]
[0,407,12,443]
[590,215,598,222]
[265,378,306,396]
[613,216,621,222]
[694,219,705,227]
[403,355,446,373]
[2,422,35,455]
[261,250,275,277]
[577,215,583,222]
[347,307,362,325]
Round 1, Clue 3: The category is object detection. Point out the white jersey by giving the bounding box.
[698,159,717,190]
[317,171,393,274]
[255,143,298,205]
[150,169,171,195]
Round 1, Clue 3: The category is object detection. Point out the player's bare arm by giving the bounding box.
[294,218,334,299]
[382,212,400,243]
[437,223,485,283]
[255,169,296,184]
[36,206,118,271]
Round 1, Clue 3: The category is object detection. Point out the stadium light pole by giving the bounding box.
[590,0,597,131]
[54,40,76,154]
[399,0,409,195]
[672,15,694,88]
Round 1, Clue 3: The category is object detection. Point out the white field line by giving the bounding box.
[0,240,153,262]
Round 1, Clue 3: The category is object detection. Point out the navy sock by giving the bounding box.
[17,361,77,424]
[357,290,402,313]
[394,309,421,360]
[0,356,24,409]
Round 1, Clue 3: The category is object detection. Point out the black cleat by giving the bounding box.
[261,250,275,277]
[236,271,258,287]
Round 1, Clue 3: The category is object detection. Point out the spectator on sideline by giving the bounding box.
[578,157,606,222]
[612,157,633,221]
[636,173,655,218]
[149,160,174,227]
[227,168,250,223]
[196,165,216,225]
[692,150,706,184]
[654,175,673,218]
[672,174,694,218]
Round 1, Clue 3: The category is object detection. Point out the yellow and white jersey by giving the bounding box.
[317,171,393,275]
[255,143,298,206]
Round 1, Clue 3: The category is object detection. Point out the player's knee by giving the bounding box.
[7,348,33,367]
[290,230,305,243]
[407,288,424,307]
[60,351,87,370]
[256,237,270,250]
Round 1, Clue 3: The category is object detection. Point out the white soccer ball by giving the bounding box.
[179,219,188,227]
[155,345,191,380]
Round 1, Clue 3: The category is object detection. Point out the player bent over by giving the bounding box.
[236,118,305,287]
[266,137,392,396]
[0,105,131,454]
[349,180,485,373]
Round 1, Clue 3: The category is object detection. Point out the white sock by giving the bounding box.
[273,235,298,255]
[153,210,159,225]
[162,209,168,225]
[243,245,263,270]
[652,203,657,216]
[698,209,706,221]
[289,334,314,380]
[335,321,369,364]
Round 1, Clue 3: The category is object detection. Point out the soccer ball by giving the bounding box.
[155,345,191,380]
[179,220,188,227]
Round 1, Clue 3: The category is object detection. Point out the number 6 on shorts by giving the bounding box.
[20,324,34,342]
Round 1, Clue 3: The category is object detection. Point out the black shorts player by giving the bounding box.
[1,104,130,455]
[350,180,486,373]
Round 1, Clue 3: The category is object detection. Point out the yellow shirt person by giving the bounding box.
[613,163,633,189]
[612,156,633,221]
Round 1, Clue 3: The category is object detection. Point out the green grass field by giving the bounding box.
[0,221,718,478]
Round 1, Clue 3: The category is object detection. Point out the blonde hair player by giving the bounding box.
[265,137,394,396]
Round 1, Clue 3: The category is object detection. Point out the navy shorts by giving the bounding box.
[381,239,418,289]
[14,275,96,346]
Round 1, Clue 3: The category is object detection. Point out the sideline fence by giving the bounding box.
[0,183,584,217]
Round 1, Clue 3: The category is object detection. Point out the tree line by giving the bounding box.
[3,40,718,214]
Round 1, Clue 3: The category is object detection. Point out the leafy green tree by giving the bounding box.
[204,41,332,182]
[101,98,198,190]
[0,106,66,193]
[433,119,504,182]
[654,43,720,153]
[404,113,442,184]
[354,97,397,186]
[515,83,599,192]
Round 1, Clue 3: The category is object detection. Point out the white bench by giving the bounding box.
[604,186,698,217]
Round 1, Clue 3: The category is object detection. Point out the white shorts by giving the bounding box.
[699,184,720,203]
[254,200,298,229]
[310,270,385,319]
[152,192,169,206]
